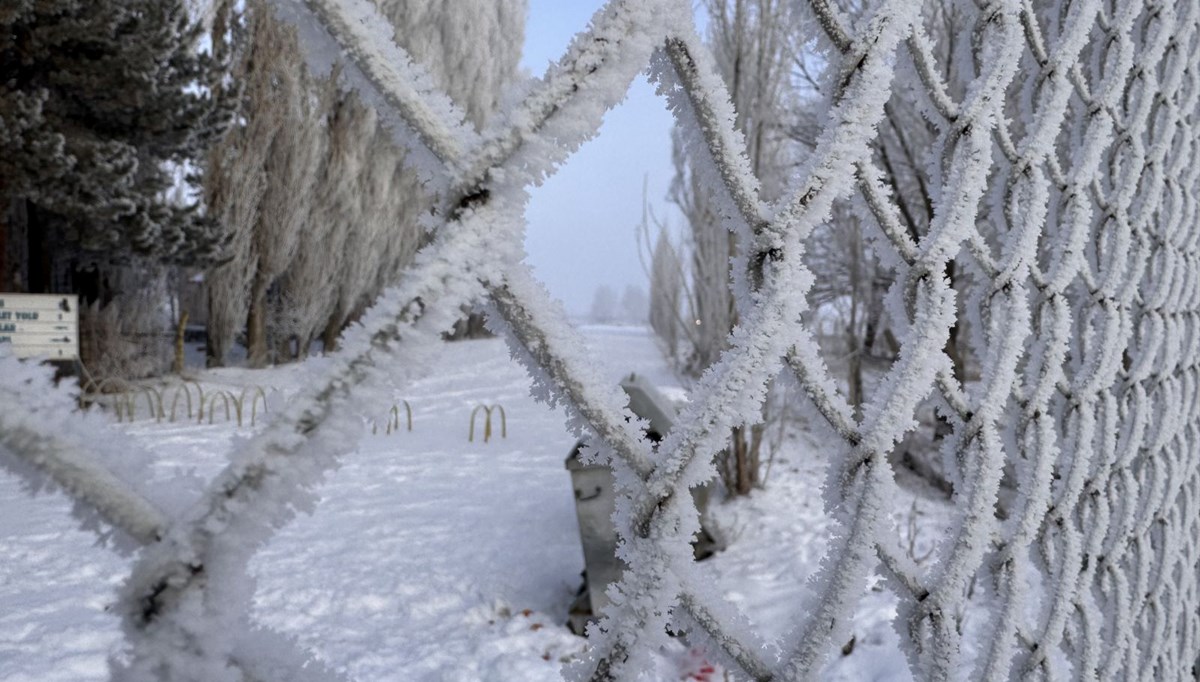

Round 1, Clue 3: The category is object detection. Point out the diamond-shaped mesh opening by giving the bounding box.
[523,74,681,320]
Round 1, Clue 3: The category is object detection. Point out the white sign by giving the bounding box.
[0,293,80,361]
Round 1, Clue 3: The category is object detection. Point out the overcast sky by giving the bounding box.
[520,2,686,317]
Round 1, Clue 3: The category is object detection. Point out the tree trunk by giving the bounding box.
[205,289,226,367]
[174,312,188,374]
[245,279,269,368]
[321,312,342,353]
[25,203,52,294]
[276,333,295,363]
[727,424,762,495]
[445,309,492,340]
[943,261,966,382]
[847,332,863,417]
[0,198,8,291]
[2,198,28,292]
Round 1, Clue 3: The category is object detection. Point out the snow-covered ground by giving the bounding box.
[1,326,945,680]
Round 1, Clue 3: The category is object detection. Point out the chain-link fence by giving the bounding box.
[3,0,1199,679]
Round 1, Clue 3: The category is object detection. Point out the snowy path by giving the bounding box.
[0,327,669,680]
[248,337,596,681]
[1,325,936,680]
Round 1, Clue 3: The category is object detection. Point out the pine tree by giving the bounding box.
[0,0,230,292]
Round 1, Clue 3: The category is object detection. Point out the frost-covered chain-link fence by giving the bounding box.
[3,0,1200,679]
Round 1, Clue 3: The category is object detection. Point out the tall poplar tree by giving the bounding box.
[203,0,526,366]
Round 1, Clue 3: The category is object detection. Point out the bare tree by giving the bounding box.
[785,0,977,495]
[805,205,878,414]
[620,284,648,324]
[669,0,794,495]
[589,285,619,324]
[648,230,684,357]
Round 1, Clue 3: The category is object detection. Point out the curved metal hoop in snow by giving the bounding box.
[168,383,194,422]
[371,401,413,435]
[389,401,411,434]
[2,0,1199,679]
[468,404,506,443]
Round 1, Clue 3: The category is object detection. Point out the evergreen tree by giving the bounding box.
[0,0,229,292]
